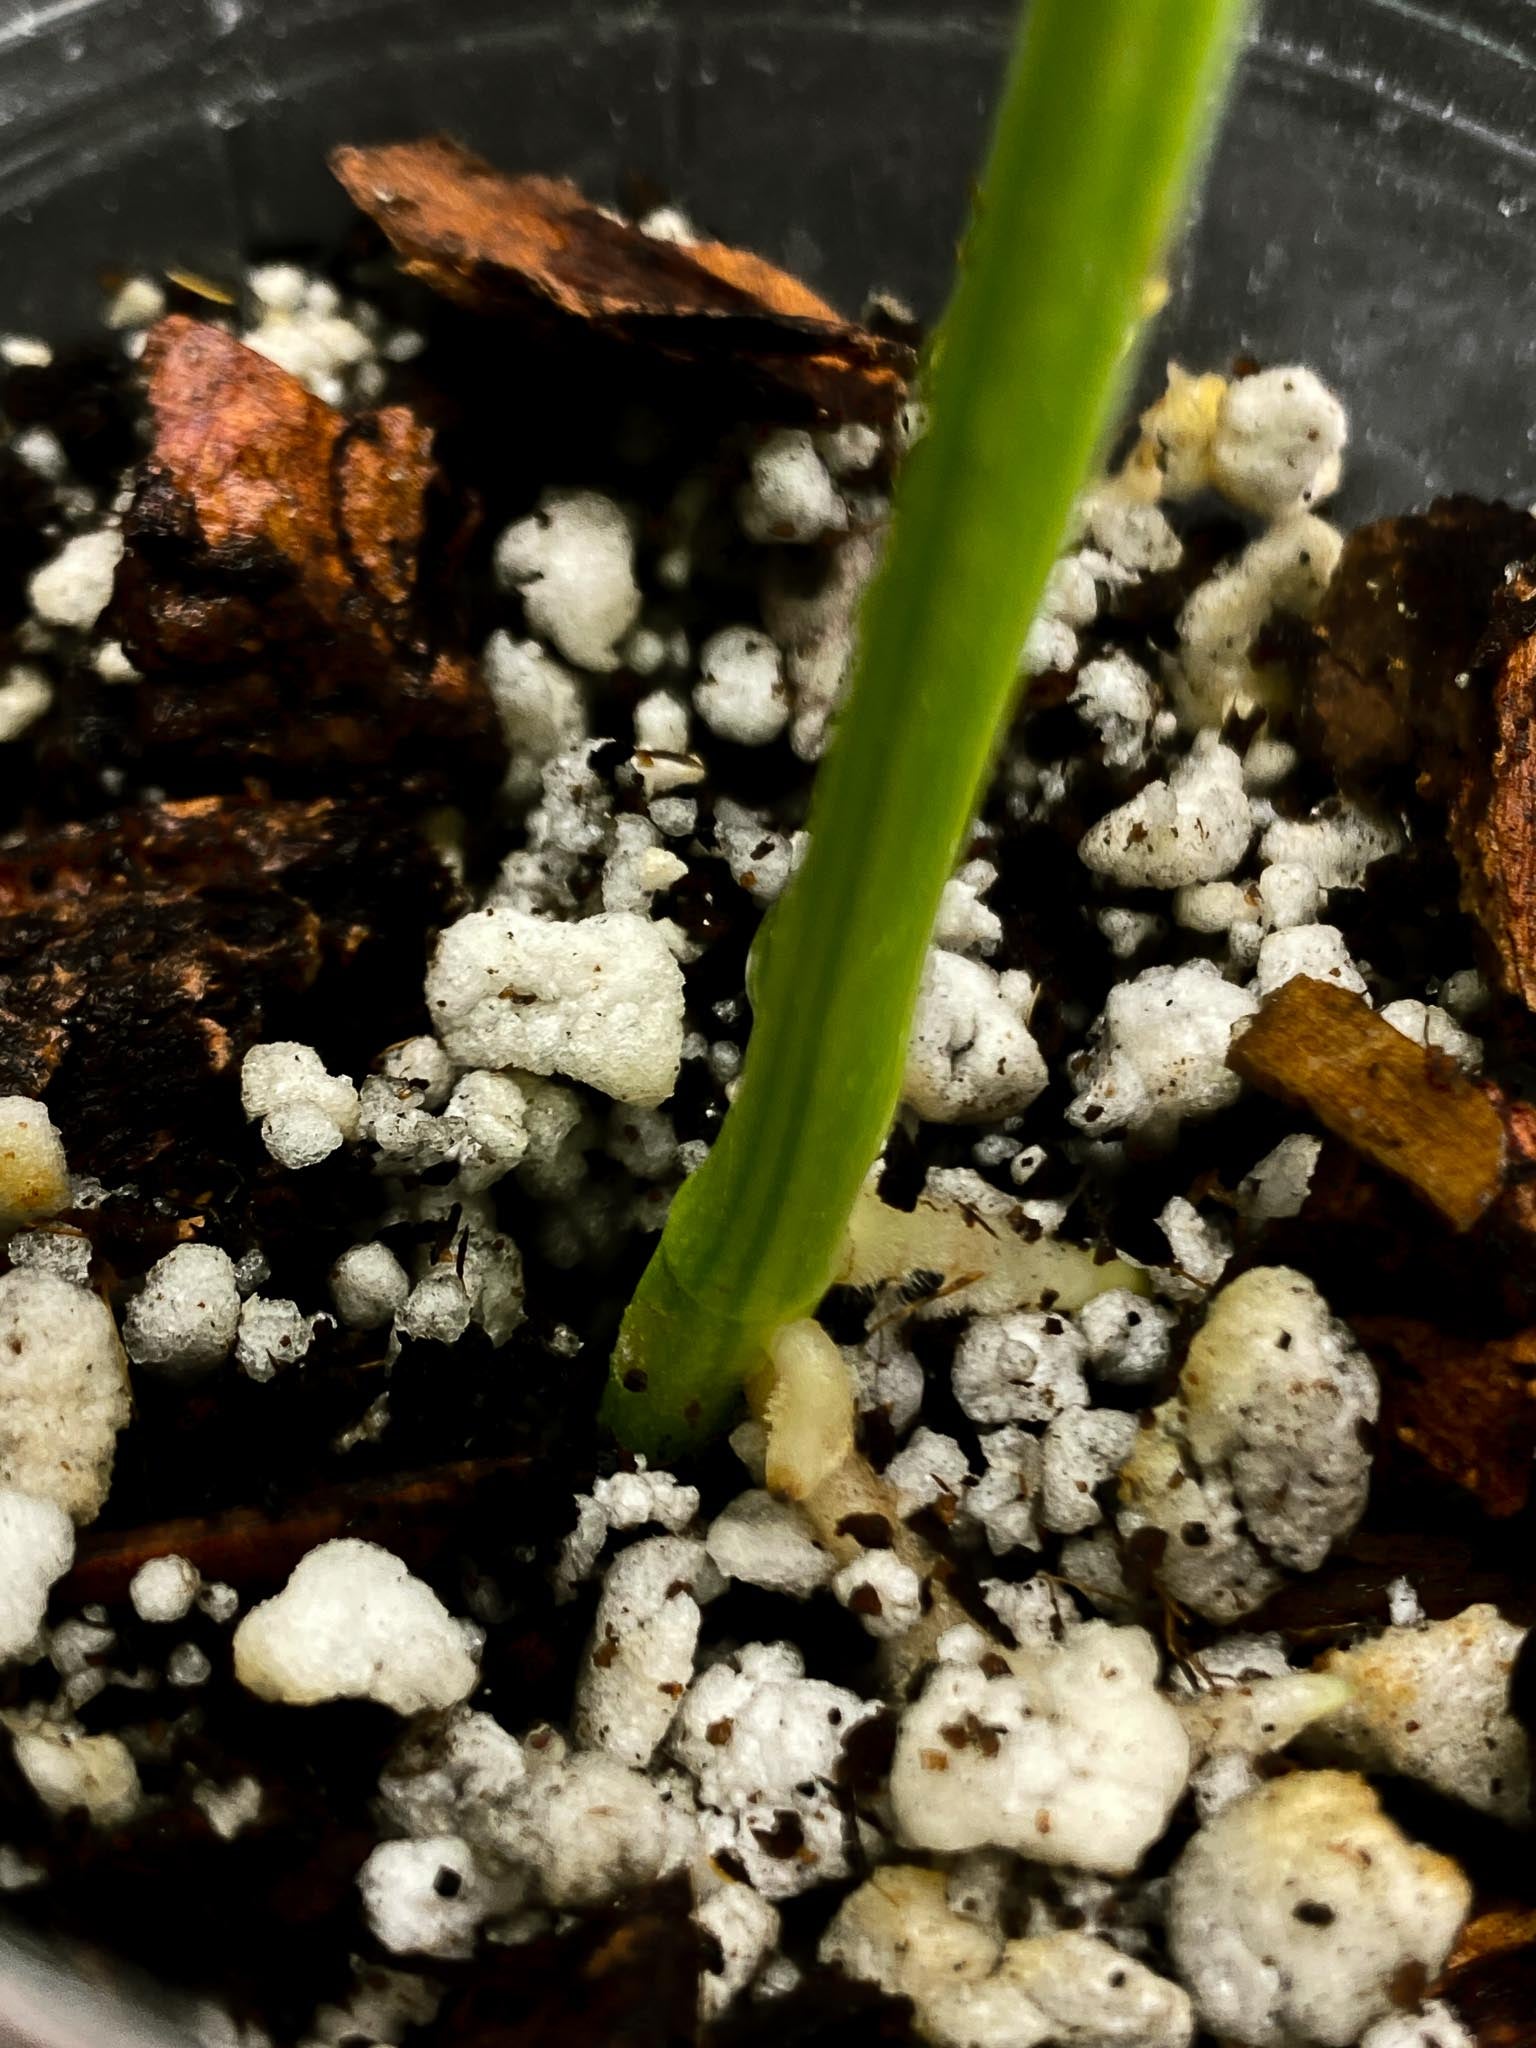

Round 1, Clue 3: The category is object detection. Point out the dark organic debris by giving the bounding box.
[425,1883,702,2048]
[1253,1527,1536,1642]
[0,794,453,1188]
[109,315,500,797]
[331,138,914,423]
[1305,497,1536,1009]
[1457,561,1536,1013]
[1305,497,1534,785]
[64,1455,531,1604]
[1436,1907,1536,2048]
[1351,1317,1536,1519]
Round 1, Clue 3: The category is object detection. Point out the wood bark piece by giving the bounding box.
[1305,498,1536,1010]
[1351,1316,1536,1518]
[65,1454,530,1603]
[1462,564,1536,1012]
[1305,498,1534,784]
[1436,1907,1536,2048]
[331,137,914,423]
[0,794,453,1187]
[110,315,499,798]
[1227,976,1506,1232]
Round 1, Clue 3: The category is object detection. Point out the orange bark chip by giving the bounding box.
[1228,976,1506,1232]
[331,136,914,422]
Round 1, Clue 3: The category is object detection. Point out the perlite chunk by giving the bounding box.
[1167,1772,1470,2048]
[0,1270,131,1521]
[494,489,641,672]
[1118,1268,1377,1622]
[888,1622,1188,1875]
[124,1244,241,1379]
[952,1309,1090,1428]
[129,1553,201,1625]
[1070,651,1158,772]
[1079,735,1251,889]
[1209,367,1347,519]
[0,1488,74,1664]
[329,1241,411,1329]
[426,906,685,1108]
[1310,1605,1530,1823]
[1068,960,1259,1143]
[10,1722,140,1826]
[574,1535,717,1768]
[694,625,790,745]
[28,527,124,632]
[670,1642,878,1900]
[704,1490,832,1599]
[823,1865,1193,2048]
[240,1042,361,1169]
[357,1836,495,1959]
[233,1539,479,1714]
[483,630,588,803]
[738,428,845,545]
[904,953,1047,1123]
[0,1097,70,1231]
[1174,515,1342,727]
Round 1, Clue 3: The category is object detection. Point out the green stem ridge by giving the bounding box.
[605,0,1251,1455]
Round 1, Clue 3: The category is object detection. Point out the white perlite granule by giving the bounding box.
[426,906,685,1108]
[234,1296,316,1382]
[329,1241,411,1328]
[1079,735,1251,889]
[904,953,1047,1123]
[888,1623,1189,1875]
[1118,1266,1377,1622]
[823,1865,1193,2048]
[124,1244,242,1379]
[495,489,641,672]
[574,1535,716,1769]
[737,428,845,545]
[192,1773,263,1841]
[0,1269,131,1522]
[1208,367,1347,519]
[129,1554,201,1625]
[0,1096,71,1230]
[483,630,588,803]
[1312,1604,1531,1823]
[233,1539,480,1714]
[28,529,124,632]
[10,1724,140,1827]
[1167,1772,1469,2048]
[952,1308,1090,1428]
[1068,960,1260,1142]
[694,626,790,745]
[669,1641,878,1900]
[702,1490,831,1599]
[357,1836,491,1959]
[240,1042,361,1170]
[0,1488,74,1664]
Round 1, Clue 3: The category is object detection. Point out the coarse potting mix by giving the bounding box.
[0,135,1531,2048]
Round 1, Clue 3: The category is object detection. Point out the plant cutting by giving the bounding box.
[603,0,1252,1454]
[4,0,1535,2038]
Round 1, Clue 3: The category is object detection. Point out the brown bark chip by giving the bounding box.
[1305,498,1536,1010]
[1228,976,1507,1232]
[1350,1316,1536,1518]
[0,795,453,1187]
[331,137,913,422]
[109,316,499,797]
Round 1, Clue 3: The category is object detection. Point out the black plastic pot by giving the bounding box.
[0,0,1533,2037]
[0,0,1533,514]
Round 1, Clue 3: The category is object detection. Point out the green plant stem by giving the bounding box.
[605,0,1251,1456]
